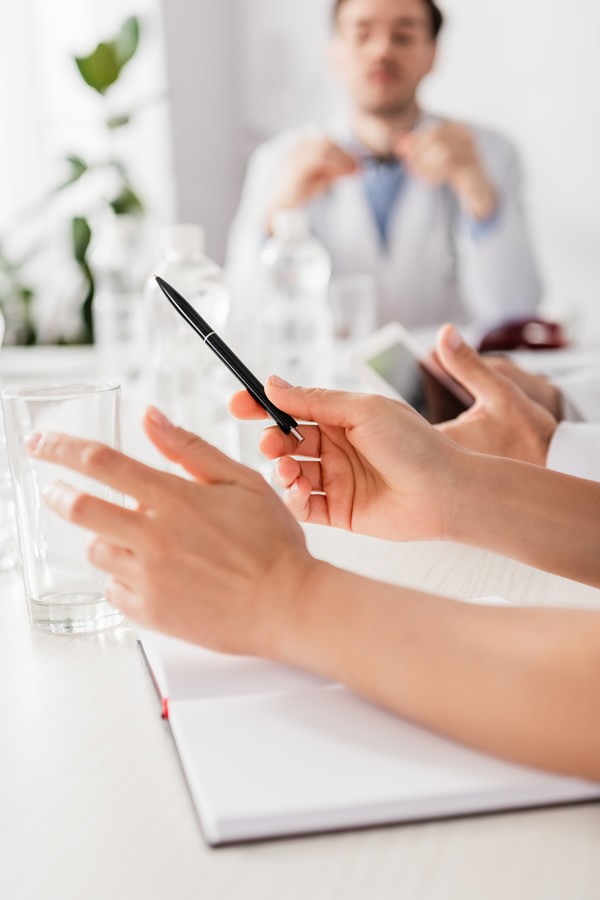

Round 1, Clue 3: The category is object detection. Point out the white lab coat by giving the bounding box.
[547,423,600,480]
[226,113,543,335]
[547,369,600,479]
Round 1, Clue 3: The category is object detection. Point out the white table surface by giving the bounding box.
[1,347,600,900]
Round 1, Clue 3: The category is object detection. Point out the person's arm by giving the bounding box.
[230,363,600,587]
[288,565,600,780]
[30,414,600,780]
[398,125,542,331]
[449,451,600,586]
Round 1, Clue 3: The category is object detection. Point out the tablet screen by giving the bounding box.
[367,341,469,423]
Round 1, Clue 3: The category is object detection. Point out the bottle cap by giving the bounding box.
[272,208,310,242]
[162,224,205,256]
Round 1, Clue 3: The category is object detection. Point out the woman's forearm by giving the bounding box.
[449,454,600,587]
[282,562,600,780]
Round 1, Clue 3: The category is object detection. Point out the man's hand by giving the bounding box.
[396,122,498,221]
[266,137,358,232]
[435,326,558,465]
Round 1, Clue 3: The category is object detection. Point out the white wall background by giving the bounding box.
[162,0,600,341]
[421,0,600,338]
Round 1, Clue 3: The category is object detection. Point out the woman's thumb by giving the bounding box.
[436,325,505,404]
[265,376,365,429]
[143,406,246,483]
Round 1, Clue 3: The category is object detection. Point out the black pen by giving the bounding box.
[154,276,303,442]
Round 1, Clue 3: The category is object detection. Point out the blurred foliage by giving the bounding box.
[0,15,147,346]
[75,17,140,95]
[0,248,36,345]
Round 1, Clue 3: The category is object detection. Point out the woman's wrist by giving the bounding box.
[443,450,504,546]
[272,557,358,675]
[434,445,479,543]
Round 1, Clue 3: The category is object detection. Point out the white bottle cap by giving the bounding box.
[272,208,310,242]
[162,224,205,256]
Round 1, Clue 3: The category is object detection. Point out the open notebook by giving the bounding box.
[138,606,600,846]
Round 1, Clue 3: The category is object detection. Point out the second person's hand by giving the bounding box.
[396,122,498,222]
[434,326,558,465]
[230,376,466,543]
[266,136,358,233]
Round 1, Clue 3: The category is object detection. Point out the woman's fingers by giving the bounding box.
[228,390,268,420]
[28,432,167,503]
[106,580,139,618]
[275,457,323,492]
[229,389,323,459]
[270,456,330,525]
[43,480,149,547]
[144,407,253,486]
[283,484,330,526]
[260,424,321,460]
[87,537,137,580]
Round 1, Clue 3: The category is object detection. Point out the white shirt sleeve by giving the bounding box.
[552,369,600,423]
[546,423,600,480]
[456,132,543,329]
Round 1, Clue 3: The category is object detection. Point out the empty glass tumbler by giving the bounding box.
[1,383,124,634]
[328,274,377,346]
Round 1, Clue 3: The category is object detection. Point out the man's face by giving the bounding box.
[332,0,437,115]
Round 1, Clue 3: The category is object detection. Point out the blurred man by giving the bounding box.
[226,0,542,337]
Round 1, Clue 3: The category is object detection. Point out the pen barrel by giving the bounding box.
[205,335,299,434]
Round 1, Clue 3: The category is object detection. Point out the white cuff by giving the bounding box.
[546,423,600,481]
[552,370,600,423]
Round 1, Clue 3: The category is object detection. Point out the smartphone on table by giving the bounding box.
[351,322,473,424]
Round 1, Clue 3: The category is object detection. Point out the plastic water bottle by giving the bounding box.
[91,214,147,382]
[260,209,333,386]
[144,225,236,457]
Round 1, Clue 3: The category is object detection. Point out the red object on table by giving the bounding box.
[478,318,568,353]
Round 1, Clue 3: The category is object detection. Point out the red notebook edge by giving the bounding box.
[137,639,170,719]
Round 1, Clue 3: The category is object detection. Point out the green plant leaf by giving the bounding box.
[59,154,89,189]
[111,160,130,181]
[106,113,131,129]
[72,216,92,263]
[75,42,120,94]
[113,16,140,69]
[110,186,144,215]
[79,263,95,344]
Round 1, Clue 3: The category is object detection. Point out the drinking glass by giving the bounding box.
[1,383,124,633]
[328,274,377,346]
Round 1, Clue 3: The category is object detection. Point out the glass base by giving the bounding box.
[30,591,125,634]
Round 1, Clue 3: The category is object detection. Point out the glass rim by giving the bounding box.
[0,382,121,402]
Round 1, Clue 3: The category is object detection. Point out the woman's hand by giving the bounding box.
[230,375,466,542]
[434,326,558,465]
[28,408,316,658]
